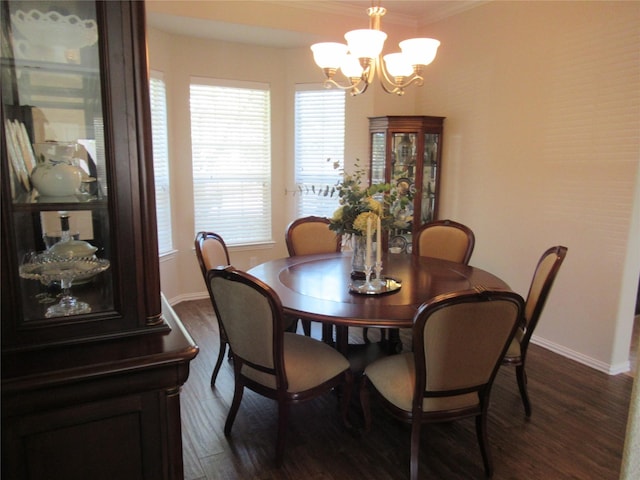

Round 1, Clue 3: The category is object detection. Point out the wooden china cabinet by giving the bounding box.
[1,1,197,479]
[369,115,445,253]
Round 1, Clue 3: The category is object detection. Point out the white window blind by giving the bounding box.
[149,72,173,255]
[190,78,272,246]
[294,86,345,218]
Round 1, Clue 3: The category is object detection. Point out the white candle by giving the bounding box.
[376,216,382,263]
[366,217,372,268]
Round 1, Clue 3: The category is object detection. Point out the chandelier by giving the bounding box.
[310,4,440,96]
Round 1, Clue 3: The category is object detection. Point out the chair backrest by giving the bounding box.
[521,245,568,346]
[285,216,342,256]
[412,288,523,411]
[413,219,475,264]
[206,266,286,389]
[195,231,231,277]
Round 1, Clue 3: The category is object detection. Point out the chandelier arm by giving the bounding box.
[390,74,424,91]
[323,78,367,96]
[352,80,369,96]
[363,59,376,85]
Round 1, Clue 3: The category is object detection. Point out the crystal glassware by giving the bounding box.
[19,252,110,318]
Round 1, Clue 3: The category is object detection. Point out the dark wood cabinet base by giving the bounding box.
[2,299,198,480]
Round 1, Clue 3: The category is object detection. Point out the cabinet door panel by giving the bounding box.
[2,394,163,480]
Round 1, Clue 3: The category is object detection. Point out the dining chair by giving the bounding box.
[360,287,524,480]
[206,266,353,466]
[195,231,232,387]
[502,245,568,417]
[413,218,475,263]
[364,218,476,344]
[285,216,342,340]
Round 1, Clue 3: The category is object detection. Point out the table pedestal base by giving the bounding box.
[335,326,403,373]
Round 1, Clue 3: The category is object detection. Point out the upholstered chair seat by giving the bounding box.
[504,327,525,359]
[241,332,350,391]
[365,353,479,412]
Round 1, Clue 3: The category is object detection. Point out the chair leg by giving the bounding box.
[475,412,493,477]
[210,340,227,387]
[410,421,422,480]
[362,327,390,344]
[359,376,372,432]
[224,375,244,437]
[362,327,371,344]
[220,326,233,359]
[275,401,290,467]
[516,365,532,417]
[321,323,333,343]
[301,319,311,336]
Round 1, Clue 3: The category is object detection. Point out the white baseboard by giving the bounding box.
[164,291,209,306]
[531,335,630,376]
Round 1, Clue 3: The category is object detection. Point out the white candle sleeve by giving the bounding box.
[376,216,382,263]
[366,217,372,268]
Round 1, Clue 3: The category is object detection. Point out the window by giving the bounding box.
[294,86,345,218]
[149,72,173,255]
[190,78,272,246]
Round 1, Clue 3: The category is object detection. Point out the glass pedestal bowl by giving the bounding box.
[20,253,110,318]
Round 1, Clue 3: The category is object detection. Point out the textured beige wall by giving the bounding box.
[411,0,640,372]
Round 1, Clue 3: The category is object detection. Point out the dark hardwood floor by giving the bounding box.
[174,299,634,480]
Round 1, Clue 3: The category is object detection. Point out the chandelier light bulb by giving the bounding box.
[383,53,413,77]
[399,38,441,67]
[341,53,364,79]
[311,42,348,70]
[344,29,387,60]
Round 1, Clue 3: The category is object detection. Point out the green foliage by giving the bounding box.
[328,159,409,236]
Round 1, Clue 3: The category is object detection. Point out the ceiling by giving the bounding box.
[146,1,483,48]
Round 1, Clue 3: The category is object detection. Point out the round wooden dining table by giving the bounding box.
[249,252,511,362]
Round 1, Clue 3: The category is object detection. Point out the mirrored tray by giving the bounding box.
[349,276,402,295]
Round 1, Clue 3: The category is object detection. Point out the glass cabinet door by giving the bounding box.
[2,1,113,322]
[370,132,386,184]
[389,132,416,246]
[1,0,164,349]
[421,133,439,224]
[368,116,445,253]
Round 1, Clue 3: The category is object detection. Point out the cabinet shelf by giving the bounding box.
[1,57,100,74]
[11,193,107,207]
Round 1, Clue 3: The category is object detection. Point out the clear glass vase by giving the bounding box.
[351,235,366,273]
